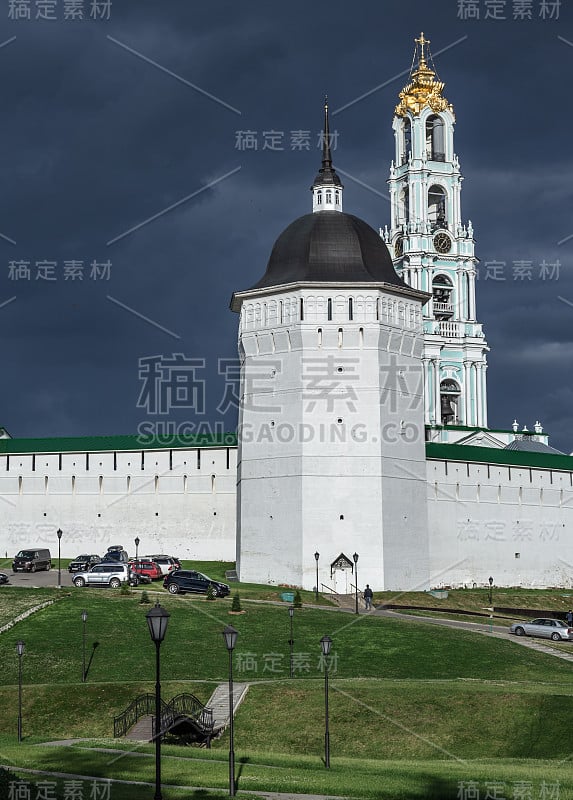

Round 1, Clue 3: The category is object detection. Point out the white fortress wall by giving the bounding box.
[426,454,573,588]
[0,444,237,562]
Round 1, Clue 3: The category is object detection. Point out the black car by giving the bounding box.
[101,545,128,564]
[68,554,101,573]
[163,569,230,597]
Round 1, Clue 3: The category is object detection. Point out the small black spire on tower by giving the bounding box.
[312,96,342,189]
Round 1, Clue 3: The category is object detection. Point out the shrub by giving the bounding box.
[231,593,242,612]
[139,590,151,604]
[206,584,216,601]
[120,581,131,596]
[294,590,302,608]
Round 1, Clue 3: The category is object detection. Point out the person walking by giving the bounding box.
[566,609,573,627]
[364,584,373,611]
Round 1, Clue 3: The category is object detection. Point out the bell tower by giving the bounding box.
[382,33,489,430]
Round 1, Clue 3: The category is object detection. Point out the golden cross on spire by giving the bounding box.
[415,31,430,63]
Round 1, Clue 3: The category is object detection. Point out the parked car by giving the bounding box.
[12,549,52,573]
[0,572,9,585]
[72,563,138,588]
[509,618,573,641]
[68,554,101,573]
[145,555,180,575]
[101,545,129,564]
[128,559,163,581]
[163,569,230,597]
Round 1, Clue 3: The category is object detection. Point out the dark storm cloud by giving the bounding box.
[0,0,571,451]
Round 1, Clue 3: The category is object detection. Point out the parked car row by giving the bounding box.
[71,546,183,590]
[7,543,229,598]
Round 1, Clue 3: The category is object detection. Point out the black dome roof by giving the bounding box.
[251,211,406,290]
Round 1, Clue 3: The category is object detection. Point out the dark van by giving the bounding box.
[12,549,52,573]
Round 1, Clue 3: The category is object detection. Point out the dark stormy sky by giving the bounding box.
[0,0,571,453]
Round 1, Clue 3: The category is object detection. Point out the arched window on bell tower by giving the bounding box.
[402,118,411,164]
[440,379,461,425]
[428,184,447,230]
[432,274,454,319]
[426,115,445,162]
[398,186,409,226]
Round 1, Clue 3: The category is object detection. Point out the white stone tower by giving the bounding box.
[381,33,489,430]
[232,102,431,592]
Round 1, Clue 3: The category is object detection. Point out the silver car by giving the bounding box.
[510,618,573,641]
[72,563,137,589]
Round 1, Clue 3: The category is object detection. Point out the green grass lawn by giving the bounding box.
[2,584,573,797]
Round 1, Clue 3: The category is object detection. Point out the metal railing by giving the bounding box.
[114,691,214,742]
[113,693,160,738]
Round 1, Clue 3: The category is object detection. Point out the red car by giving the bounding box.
[128,560,163,581]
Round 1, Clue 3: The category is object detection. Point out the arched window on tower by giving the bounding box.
[317,190,322,205]
[440,379,461,425]
[432,274,454,319]
[398,186,409,226]
[426,115,445,162]
[428,185,447,231]
[335,190,340,206]
[326,190,332,204]
[402,118,411,164]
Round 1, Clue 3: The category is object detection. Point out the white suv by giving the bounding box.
[72,563,137,588]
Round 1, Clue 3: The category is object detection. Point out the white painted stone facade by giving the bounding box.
[233,282,430,592]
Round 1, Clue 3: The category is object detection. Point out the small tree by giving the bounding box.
[294,590,303,608]
[231,593,242,612]
[139,590,151,604]
[206,583,216,601]
[120,581,131,596]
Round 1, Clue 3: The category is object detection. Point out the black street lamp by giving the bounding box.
[81,610,88,682]
[16,640,25,742]
[288,606,295,679]
[353,552,359,615]
[146,603,170,800]
[135,537,140,561]
[56,528,63,589]
[222,624,239,797]
[320,635,332,768]
[314,552,320,603]
[488,576,494,606]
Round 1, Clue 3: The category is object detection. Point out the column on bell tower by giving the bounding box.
[383,32,490,435]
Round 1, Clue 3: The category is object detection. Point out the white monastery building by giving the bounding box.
[1,35,571,591]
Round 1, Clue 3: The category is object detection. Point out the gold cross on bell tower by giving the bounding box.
[415,31,430,63]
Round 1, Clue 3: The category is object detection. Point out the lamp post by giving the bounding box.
[488,575,494,606]
[320,635,332,768]
[134,537,140,561]
[16,640,24,742]
[146,603,170,800]
[314,552,320,603]
[288,606,295,679]
[56,528,63,588]
[353,552,359,615]
[222,625,239,797]
[81,610,88,682]
[82,611,88,683]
